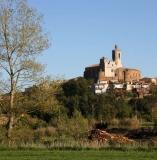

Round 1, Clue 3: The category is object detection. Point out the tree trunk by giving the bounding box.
[7,115,14,146]
[7,78,15,146]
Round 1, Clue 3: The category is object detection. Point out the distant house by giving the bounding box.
[140,77,157,84]
[92,81,108,94]
[91,79,150,96]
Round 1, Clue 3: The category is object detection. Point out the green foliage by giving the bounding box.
[34,128,46,139]
[58,77,94,116]
[11,127,34,142]
[17,78,65,124]
[125,91,133,98]
[0,0,50,140]
[97,104,116,122]
[70,110,88,140]
[34,126,56,139]
[45,126,56,137]
[128,96,157,121]
[62,77,92,97]
[115,99,131,119]
[0,125,7,142]
[119,118,141,129]
[152,107,157,129]
[53,110,88,140]
[109,118,141,129]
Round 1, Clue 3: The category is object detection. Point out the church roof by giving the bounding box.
[86,64,99,68]
[124,68,140,71]
[116,67,140,72]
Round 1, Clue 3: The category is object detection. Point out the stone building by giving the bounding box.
[84,45,141,82]
[115,68,141,82]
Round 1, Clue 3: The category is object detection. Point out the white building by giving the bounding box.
[99,45,122,78]
[92,81,149,95]
[92,80,108,94]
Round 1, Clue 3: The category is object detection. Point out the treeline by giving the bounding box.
[1,77,157,144]
[57,77,157,123]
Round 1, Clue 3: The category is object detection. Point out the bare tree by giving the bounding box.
[0,0,50,142]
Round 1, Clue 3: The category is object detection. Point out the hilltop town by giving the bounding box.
[81,45,156,97]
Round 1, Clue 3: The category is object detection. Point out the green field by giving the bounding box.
[0,149,157,160]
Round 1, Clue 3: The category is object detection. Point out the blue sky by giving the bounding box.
[28,0,157,80]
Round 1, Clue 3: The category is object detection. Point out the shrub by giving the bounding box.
[119,118,141,129]
[110,118,119,127]
[152,108,157,129]
[0,125,7,142]
[88,118,96,130]
[34,128,46,139]
[33,119,47,129]
[45,126,56,137]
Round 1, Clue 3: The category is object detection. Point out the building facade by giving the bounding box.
[84,45,141,82]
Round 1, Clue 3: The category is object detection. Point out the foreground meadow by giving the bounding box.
[0,149,157,160]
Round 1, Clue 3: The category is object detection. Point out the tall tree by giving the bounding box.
[0,0,50,142]
[97,104,116,123]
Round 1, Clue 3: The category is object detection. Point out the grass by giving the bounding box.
[0,139,157,160]
[0,149,157,160]
[141,122,154,129]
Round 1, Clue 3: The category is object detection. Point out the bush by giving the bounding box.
[88,118,96,130]
[33,119,47,129]
[110,118,120,127]
[119,118,141,129]
[45,126,56,137]
[34,128,46,139]
[0,125,7,142]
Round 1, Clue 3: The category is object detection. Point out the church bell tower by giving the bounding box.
[112,45,122,68]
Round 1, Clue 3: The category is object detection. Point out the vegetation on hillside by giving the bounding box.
[0,0,157,149]
[1,76,157,148]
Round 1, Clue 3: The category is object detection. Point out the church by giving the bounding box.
[84,45,141,82]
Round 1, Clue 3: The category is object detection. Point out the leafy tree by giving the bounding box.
[0,78,63,141]
[136,98,149,115]
[58,77,94,117]
[97,104,116,123]
[128,96,157,121]
[0,0,50,142]
[21,78,63,121]
[53,109,88,140]
[70,109,88,140]
[115,98,131,119]
[61,77,92,97]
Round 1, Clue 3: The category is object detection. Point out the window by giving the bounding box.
[119,53,120,58]
[111,69,114,72]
